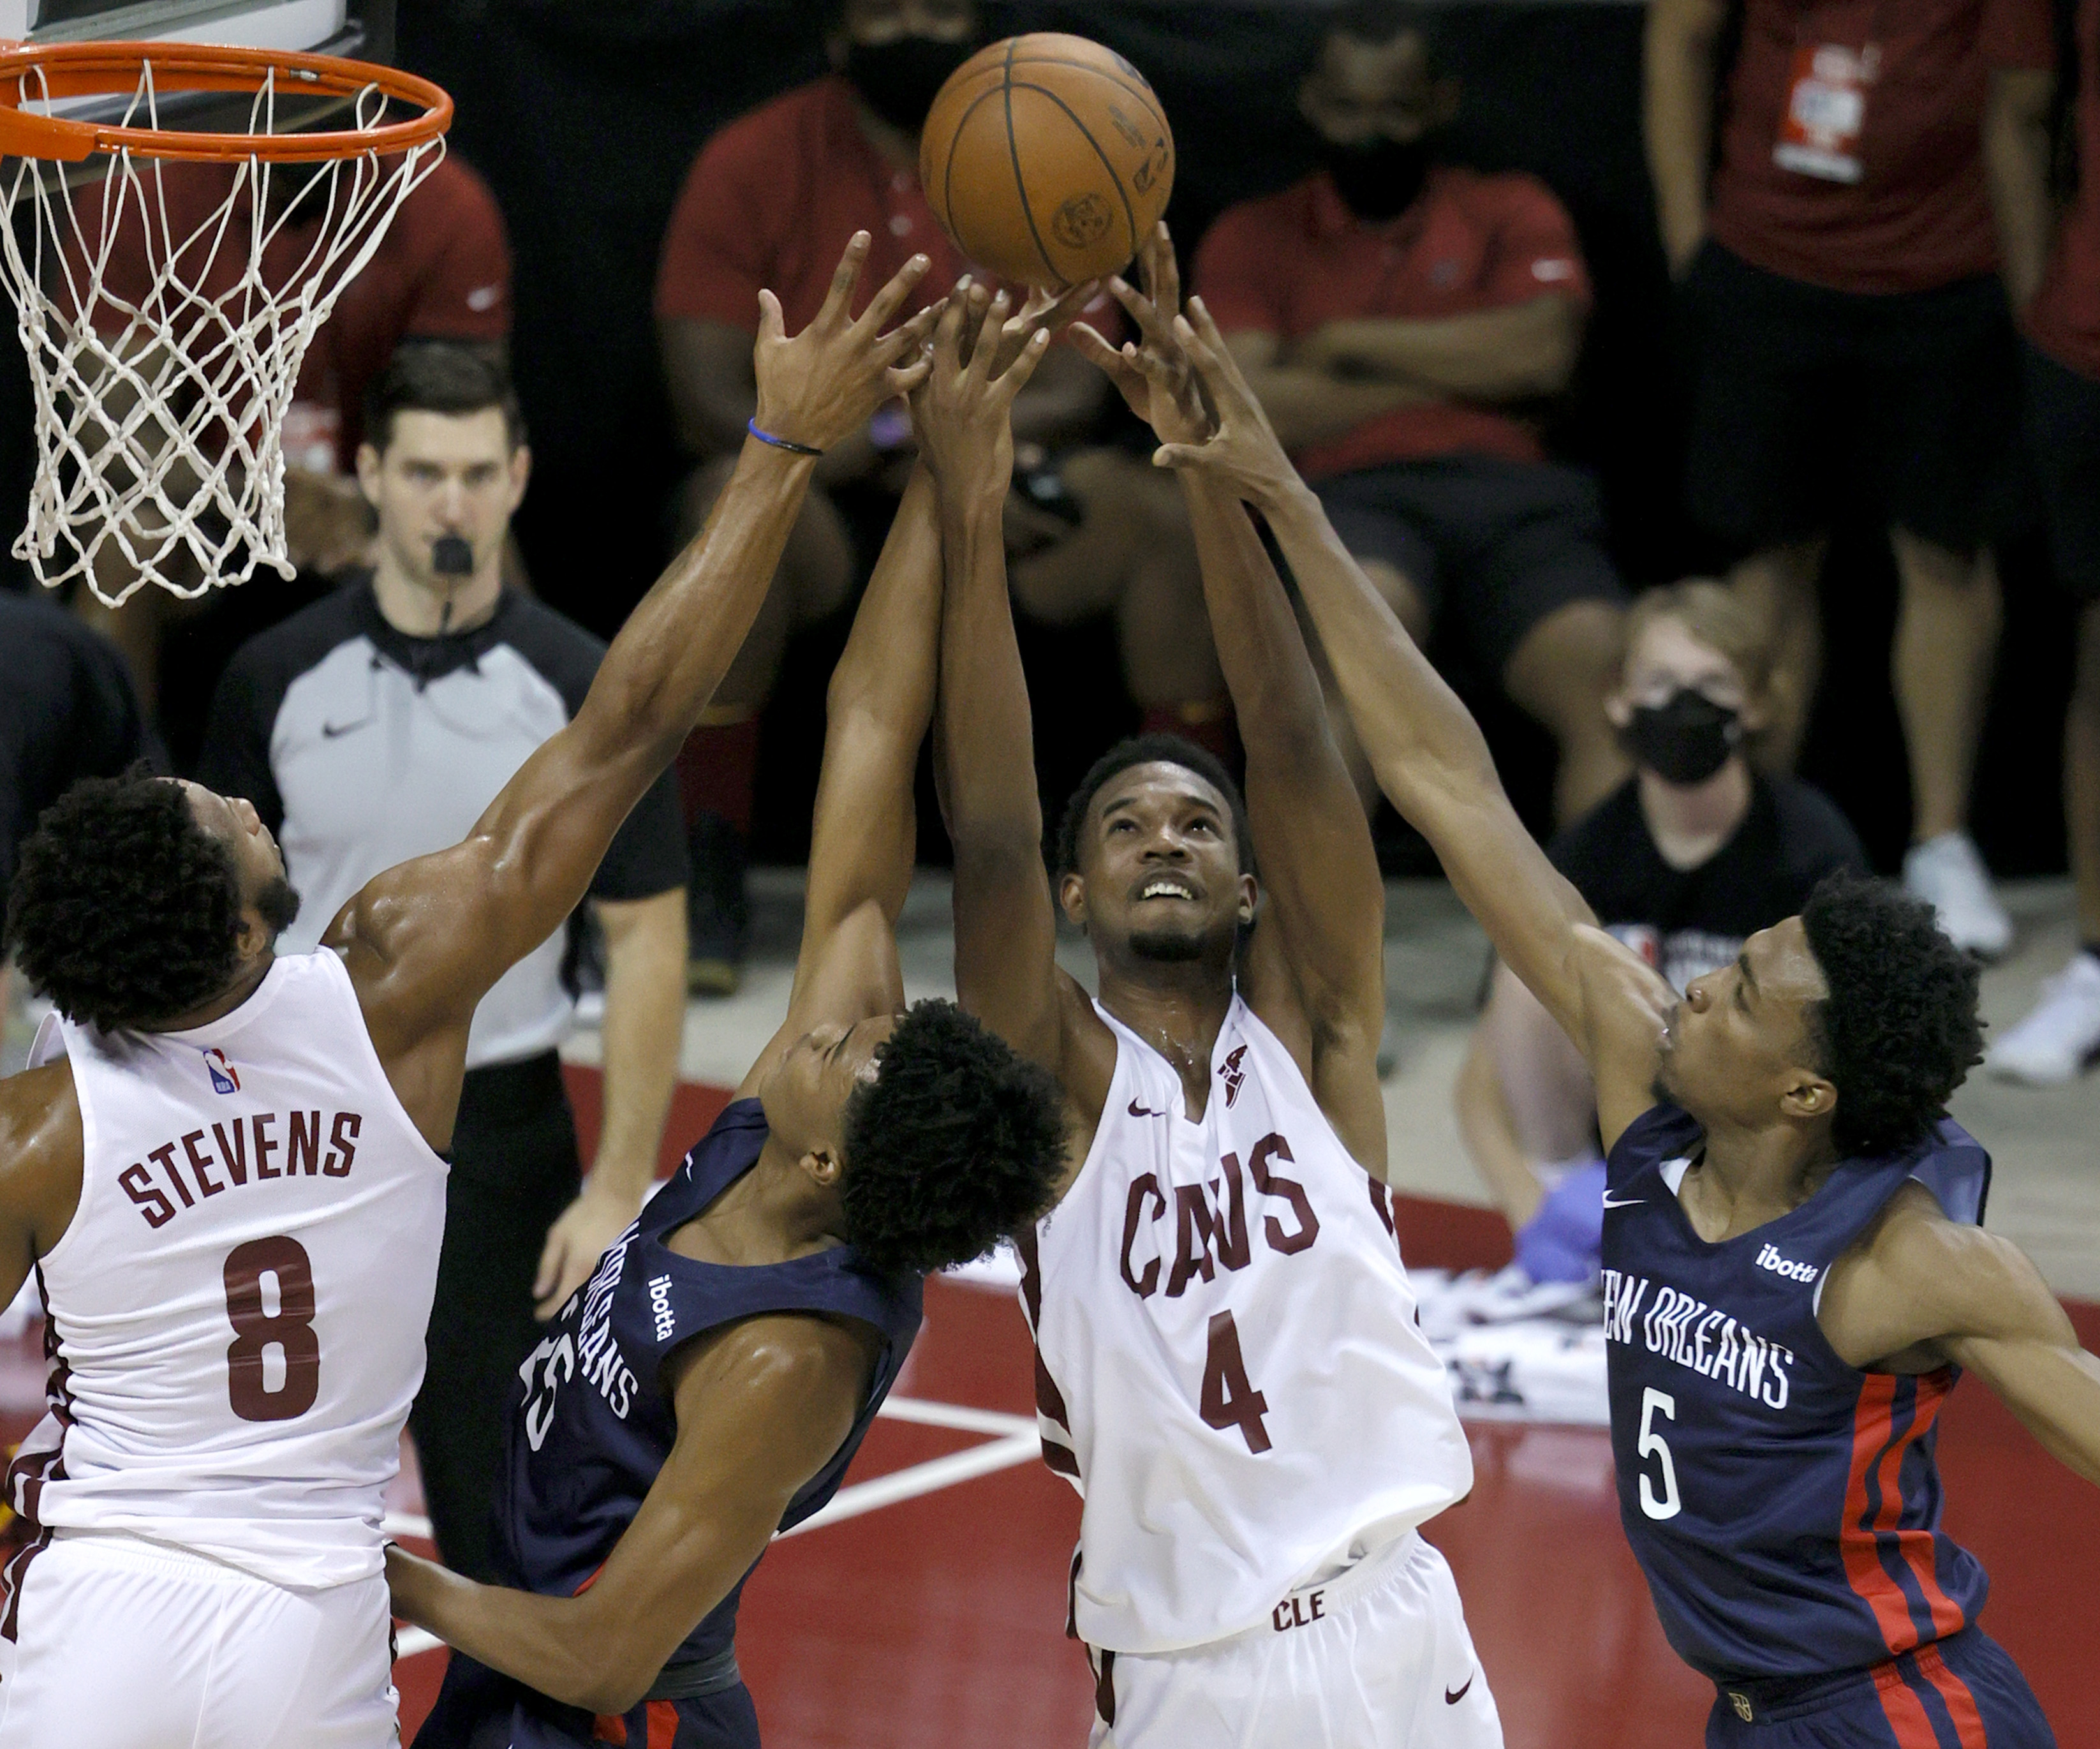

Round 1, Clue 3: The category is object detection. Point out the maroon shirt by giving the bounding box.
[1708,0,2055,295]
[1193,165,1591,481]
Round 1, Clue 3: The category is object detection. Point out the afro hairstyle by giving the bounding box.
[1799,872,1984,1160]
[838,999,1068,1277]
[6,769,246,1033]
[1053,733,1253,879]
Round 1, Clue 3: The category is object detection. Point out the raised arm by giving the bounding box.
[1079,235,1387,1163]
[336,235,942,1145]
[1152,298,1675,1149]
[928,286,1116,1126]
[729,458,949,1100]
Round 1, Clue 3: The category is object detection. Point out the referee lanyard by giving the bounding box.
[1775,1,1884,186]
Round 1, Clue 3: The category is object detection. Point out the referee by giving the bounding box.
[196,345,688,1581]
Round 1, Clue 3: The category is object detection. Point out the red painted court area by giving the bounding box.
[3,1068,2089,1748]
[381,1265,2100,1748]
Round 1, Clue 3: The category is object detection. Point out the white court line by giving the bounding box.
[774,1429,1038,1539]
[390,1397,1039,1659]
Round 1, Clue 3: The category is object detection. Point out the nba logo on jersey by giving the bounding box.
[202,1047,240,1095]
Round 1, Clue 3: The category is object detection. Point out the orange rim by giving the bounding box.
[0,41,450,165]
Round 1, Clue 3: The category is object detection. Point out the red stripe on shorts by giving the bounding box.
[1914,1646,1989,1749]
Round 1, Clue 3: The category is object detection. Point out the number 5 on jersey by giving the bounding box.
[1201,1310,1272,1453]
[1638,1385,1682,1520]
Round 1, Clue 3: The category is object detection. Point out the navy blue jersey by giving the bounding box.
[1601,1103,1993,1684]
[478,1098,921,1743]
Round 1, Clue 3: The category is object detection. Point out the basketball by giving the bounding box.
[919,33,1176,292]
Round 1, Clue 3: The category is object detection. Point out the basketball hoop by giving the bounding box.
[0,42,452,605]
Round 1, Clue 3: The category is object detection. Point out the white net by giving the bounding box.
[0,61,445,606]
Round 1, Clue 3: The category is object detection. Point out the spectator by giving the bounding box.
[195,347,688,1582]
[1190,0,1630,826]
[0,592,151,1020]
[70,151,512,734]
[653,0,1109,992]
[1992,0,2100,1082]
[1647,0,2054,955]
[1455,583,1865,1284]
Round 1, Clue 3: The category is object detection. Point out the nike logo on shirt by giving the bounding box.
[320,720,367,738]
[1446,1674,1474,1705]
[1128,1099,1167,1118]
[1601,1193,1644,1209]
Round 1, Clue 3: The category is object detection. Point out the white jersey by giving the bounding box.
[1022,995,1472,1655]
[11,950,447,1591]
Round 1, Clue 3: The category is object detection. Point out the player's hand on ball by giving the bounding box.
[751,233,945,455]
[910,279,1054,498]
[979,278,1101,379]
[1149,296,1299,510]
[1070,223,1211,449]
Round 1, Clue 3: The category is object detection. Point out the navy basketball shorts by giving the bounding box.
[1704,1629,2055,1748]
[415,1651,762,1749]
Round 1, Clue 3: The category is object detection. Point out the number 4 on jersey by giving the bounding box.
[1201,1310,1272,1454]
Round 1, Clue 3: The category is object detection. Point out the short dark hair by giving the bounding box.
[838,999,1067,1276]
[6,770,244,1032]
[363,343,526,456]
[1054,733,1253,878]
[1799,874,1983,1159]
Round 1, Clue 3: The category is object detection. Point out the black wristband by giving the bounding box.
[746,417,825,458]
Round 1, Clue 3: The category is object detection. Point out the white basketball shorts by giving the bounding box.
[1086,1531,1504,1749]
[0,1528,400,1748]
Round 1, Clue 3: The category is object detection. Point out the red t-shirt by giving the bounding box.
[1709,0,2055,294]
[2027,0,2100,378]
[658,77,965,333]
[1192,166,1592,480]
[655,75,1114,339]
[81,153,511,469]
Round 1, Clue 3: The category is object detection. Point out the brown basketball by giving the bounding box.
[919,33,1175,291]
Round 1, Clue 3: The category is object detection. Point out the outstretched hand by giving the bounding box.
[910,280,1054,500]
[974,277,1102,379]
[1068,223,1212,449]
[1147,295,1299,510]
[752,232,945,454]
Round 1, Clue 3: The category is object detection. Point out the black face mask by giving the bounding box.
[1319,133,1435,221]
[845,34,977,132]
[1624,688,1743,787]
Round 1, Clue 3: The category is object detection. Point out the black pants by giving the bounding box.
[409,1051,581,1582]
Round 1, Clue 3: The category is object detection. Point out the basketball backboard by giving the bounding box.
[0,1,385,59]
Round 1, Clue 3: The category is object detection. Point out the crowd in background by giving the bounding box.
[3,0,2098,1572]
